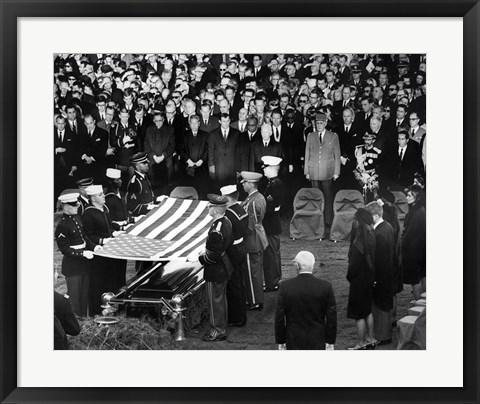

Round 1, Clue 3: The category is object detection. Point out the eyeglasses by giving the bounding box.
[219,68,227,71]
[299,100,308,104]
[409,117,419,121]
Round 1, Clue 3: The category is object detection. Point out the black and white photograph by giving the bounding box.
[53,52,427,351]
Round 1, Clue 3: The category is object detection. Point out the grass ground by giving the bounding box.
[55,219,413,350]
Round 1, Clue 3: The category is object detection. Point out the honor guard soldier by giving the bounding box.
[76,177,94,216]
[82,185,125,315]
[261,156,286,292]
[54,290,81,349]
[196,194,234,341]
[240,171,269,310]
[354,132,382,202]
[105,168,132,231]
[126,152,155,217]
[220,185,248,327]
[55,192,96,318]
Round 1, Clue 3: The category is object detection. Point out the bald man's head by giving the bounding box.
[294,251,315,273]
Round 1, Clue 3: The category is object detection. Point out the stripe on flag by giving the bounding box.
[95,197,212,261]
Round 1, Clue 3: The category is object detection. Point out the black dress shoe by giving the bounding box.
[263,285,279,292]
[375,338,392,346]
[228,321,246,327]
[202,333,227,342]
[246,303,263,311]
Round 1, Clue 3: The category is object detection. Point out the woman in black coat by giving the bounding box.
[346,208,376,350]
[401,185,426,300]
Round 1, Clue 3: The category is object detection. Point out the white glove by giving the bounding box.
[147,204,156,211]
[94,245,103,252]
[83,250,94,259]
[278,343,286,350]
[112,231,124,237]
[102,238,112,245]
[340,156,347,166]
[326,343,335,351]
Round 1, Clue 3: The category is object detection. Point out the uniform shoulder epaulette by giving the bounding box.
[227,206,247,221]
[373,147,382,153]
[63,294,70,299]
[215,221,222,232]
[84,206,96,212]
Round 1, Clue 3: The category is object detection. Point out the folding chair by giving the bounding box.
[330,189,364,242]
[289,188,325,240]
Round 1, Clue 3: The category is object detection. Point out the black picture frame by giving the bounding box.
[1,1,478,403]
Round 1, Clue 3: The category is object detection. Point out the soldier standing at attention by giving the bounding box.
[240,171,268,310]
[196,194,233,342]
[261,156,285,292]
[55,192,96,318]
[126,152,155,217]
[220,185,249,327]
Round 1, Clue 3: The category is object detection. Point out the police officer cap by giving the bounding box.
[261,156,283,167]
[240,171,263,183]
[315,112,327,122]
[351,65,361,73]
[85,185,103,196]
[363,132,376,140]
[207,194,228,206]
[76,177,94,187]
[130,152,149,164]
[220,185,238,196]
[58,192,79,204]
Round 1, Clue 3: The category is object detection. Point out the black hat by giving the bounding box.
[130,152,149,164]
[100,64,113,74]
[207,194,228,206]
[76,177,94,187]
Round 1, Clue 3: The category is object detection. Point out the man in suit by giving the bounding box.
[241,171,268,310]
[336,107,363,190]
[249,124,283,173]
[77,114,109,184]
[235,116,260,177]
[358,96,374,134]
[366,201,395,346]
[304,112,341,237]
[408,111,426,144]
[199,100,220,134]
[384,130,423,190]
[54,115,78,206]
[196,194,234,342]
[230,108,248,133]
[129,106,151,152]
[208,113,240,189]
[251,54,270,84]
[178,115,209,197]
[275,251,337,350]
[144,111,176,193]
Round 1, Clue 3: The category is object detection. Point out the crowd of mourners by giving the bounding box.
[54,53,426,350]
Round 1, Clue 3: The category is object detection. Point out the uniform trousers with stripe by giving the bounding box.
[245,252,264,305]
[311,179,334,227]
[372,301,392,342]
[226,245,247,324]
[66,273,89,318]
[263,234,282,290]
[205,280,228,337]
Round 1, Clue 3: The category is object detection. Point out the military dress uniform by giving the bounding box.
[241,173,268,309]
[198,195,234,341]
[354,140,382,202]
[222,187,249,326]
[126,170,154,216]
[54,291,81,350]
[55,212,95,317]
[82,204,124,315]
[262,175,285,291]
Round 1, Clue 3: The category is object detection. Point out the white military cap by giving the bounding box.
[58,192,79,203]
[261,156,283,167]
[106,168,121,179]
[220,185,237,196]
[85,185,103,196]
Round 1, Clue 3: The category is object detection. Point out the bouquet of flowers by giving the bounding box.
[354,167,379,201]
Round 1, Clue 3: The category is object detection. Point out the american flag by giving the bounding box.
[95,197,212,261]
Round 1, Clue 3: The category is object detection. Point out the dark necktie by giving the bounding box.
[72,122,76,134]
[275,127,279,140]
[345,126,349,134]
[411,129,415,137]
[399,148,404,160]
